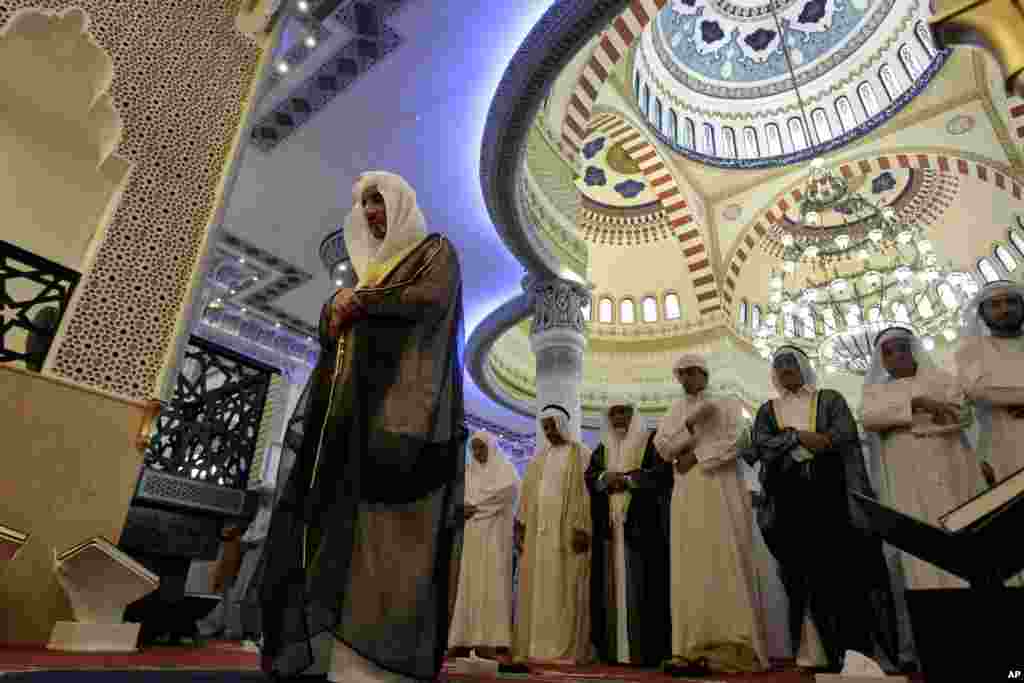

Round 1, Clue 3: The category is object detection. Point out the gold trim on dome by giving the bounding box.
[606,139,643,175]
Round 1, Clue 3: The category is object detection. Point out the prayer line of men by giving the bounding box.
[448,280,1024,677]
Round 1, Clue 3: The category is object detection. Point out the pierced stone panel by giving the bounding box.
[0,3,262,401]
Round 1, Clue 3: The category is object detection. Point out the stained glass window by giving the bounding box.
[643,296,658,322]
[879,64,900,101]
[722,127,737,158]
[620,299,636,324]
[665,293,681,320]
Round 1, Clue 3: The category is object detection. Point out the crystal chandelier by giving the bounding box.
[753,248,979,374]
[750,1,978,374]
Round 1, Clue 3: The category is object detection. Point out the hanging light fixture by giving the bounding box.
[750,0,977,373]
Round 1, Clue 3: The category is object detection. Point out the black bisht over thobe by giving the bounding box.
[255,236,465,682]
[586,431,673,667]
[744,388,898,671]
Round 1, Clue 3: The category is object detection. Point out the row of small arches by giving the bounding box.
[582,292,683,324]
[635,23,935,160]
[737,222,1024,337]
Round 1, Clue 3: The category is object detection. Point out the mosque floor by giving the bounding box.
[0,643,929,681]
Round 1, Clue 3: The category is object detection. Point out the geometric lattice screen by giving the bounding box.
[143,336,278,490]
[247,372,287,490]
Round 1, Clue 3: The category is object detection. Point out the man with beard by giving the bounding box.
[956,280,1024,484]
[585,401,672,667]
[745,346,898,673]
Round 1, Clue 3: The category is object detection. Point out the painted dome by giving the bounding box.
[573,129,661,209]
[634,0,948,167]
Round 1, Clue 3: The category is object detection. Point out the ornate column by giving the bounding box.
[526,276,590,443]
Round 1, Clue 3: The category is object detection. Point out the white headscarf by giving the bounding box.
[962,280,1024,338]
[600,401,650,525]
[344,171,428,287]
[771,345,817,396]
[862,327,935,498]
[466,431,520,507]
[673,353,708,380]
[538,404,572,450]
[865,326,936,385]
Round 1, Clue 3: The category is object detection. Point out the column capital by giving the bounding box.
[525,276,590,341]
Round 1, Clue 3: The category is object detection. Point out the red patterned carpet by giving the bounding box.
[0,643,928,681]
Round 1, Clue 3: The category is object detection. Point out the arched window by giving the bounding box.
[978,257,1000,283]
[892,302,911,323]
[664,293,681,320]
[835,96,858,133]
[899,44,923,80]
[938,283,958,309]
[811,108,832,144]
[995,245,1018,272]
[743,126,759,158]
[867,305,882,323]
[788,117,808,150]
[598,297,614,323]
[635,71,641,101]
[738,300,748,326]
[879,64,900,101]
[655,98,663,129]
[915,21,934,58]
[669,110,679,146]
[858,81,880,117]
[1010,226,1024,257]
[582,298,592,321]
[765,123,783,155]
[751,304,762,330]
[620,299,636,324]
[682,118,696,150]
[722,126,737,158]
[643,84,651,116]
[702,123,716,155]
[642,296,658,322]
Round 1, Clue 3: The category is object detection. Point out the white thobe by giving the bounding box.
[772,388,829,669]
[957,335,1024,587]
[448,480,518,648]
[957,335,1024,480]
[518,444,590,661]
[861,368,983,590]
[655,395,768,671]
[597,442,632,663]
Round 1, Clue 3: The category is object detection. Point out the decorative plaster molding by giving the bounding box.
[251,0,408,152]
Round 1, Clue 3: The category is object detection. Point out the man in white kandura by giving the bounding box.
[448,431,520,660]
[512,404,593,665]
[956,280,1024,484]
[654,354,768,677]
[862,326,984,589]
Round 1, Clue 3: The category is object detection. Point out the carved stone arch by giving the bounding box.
[0,7,130,273]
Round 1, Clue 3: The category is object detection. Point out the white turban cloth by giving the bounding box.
[465,431,520,507]
[770,345,817,396]
[673,353,709,381]
[599,401,650,525]
[538,404,572,449]
[962,280,1024,337]
[344,171,428,287]
[865,326,937,386]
